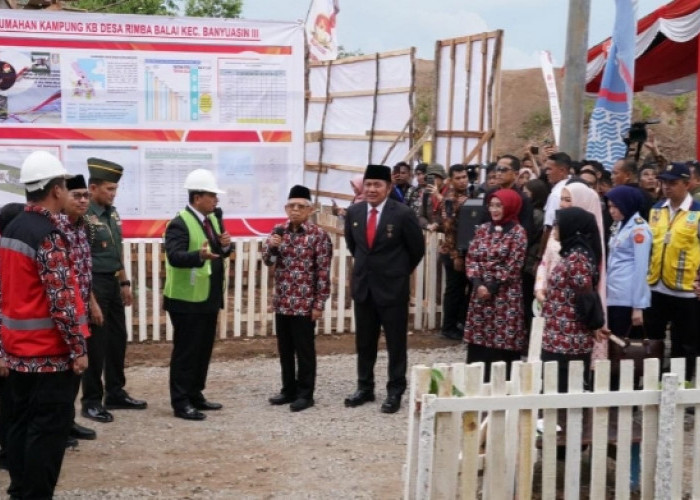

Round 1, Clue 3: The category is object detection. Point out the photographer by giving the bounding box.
[433,164,471,341]
[418,163,447,230]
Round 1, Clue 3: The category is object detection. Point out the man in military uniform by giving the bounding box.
[81,158,146,423]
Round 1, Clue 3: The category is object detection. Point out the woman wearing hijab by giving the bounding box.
[332,175,366,216]
[606,185,652,339]
[464,189,527,380]
[535,182,609,360]
[542,207,606,392]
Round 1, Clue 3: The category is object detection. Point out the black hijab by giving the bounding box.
[556,206,602,272]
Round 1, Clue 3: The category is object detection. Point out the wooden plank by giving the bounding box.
[460,363,484,500]
[150,241,160,341]
[415,394,438,499]
[336,237,348,334]
[123,242,133,342]
[368,53,380,164]
[137,242,147,342]
[589,360,610,499]
[516,362,535,500]
[541,361,558,500]
[403,365,432,500]
[463,129,495,165]
[233,239,244,337]
[485,362,508,499]
[505,362,521,499]
[413,239,425,331]
[305,161,366,174]
[478,33,488,164]
[424,232,439,329]
[322,244,335,334]
[308,48,413,67]
[430,38,440,165]
[436,31,502,48]
[312,62,332,205]
[380,116,413,166]
[433,129,489,139]
[431,364,460,499]
[246,242,257,337]
[486,30,503,162]
[259,253,269,337]
[526,317,544,362]
[641,358,660,500]
[615,360,635,499]
[564,360,584,500]
[314,132,403,142]
[462,36,473,163]
[311,86,412,99]
[445,39,457,167]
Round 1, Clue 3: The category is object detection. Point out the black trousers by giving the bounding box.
[541,350,591,393]
[466,343,521,383]
[168,311,218,410]
[275,314,316,400]
[354,294,409,397]
[0,375,9,453]
[82,274,127,407]
[7,370,75,500]
[644,291,699,381]
[440,253,468,334]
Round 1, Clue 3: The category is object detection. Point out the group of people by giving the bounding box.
[0,151,233,498]
[3,140,700,497]
[354,145,700,394]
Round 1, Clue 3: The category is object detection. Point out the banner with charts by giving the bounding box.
[0,11,304,237]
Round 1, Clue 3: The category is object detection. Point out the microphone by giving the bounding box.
[214,207,224,232]
[270,226,285,262]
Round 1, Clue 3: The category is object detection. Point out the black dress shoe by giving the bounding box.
[65,436,79,449]
[70,421,97,440]
[268,393,295,405]
[192,400,222,411]
[174,405,206,421]
[81,406,114,423]
[344,390,375,408]
[380,395,401,414]
[105,394,147,410]
[290,398,314,412]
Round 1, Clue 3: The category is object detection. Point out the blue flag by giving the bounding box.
[585,0,637,169]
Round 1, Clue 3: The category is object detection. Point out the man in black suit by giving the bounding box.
[343,164,425,413]
[163,169,232,421]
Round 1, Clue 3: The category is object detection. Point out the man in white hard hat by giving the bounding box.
[163,169,231,421]
[0,151,89,499]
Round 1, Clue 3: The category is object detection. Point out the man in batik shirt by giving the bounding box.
[263,185,332,412]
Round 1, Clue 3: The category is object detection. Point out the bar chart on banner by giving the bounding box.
[144,58,214,123]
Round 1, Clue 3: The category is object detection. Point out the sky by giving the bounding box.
[235,0,668,69]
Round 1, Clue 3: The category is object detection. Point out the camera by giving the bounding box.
[466,164,479,183]
[623,119,660,161]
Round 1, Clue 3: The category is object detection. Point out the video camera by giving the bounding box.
[466,164,479,183]
[623,119,660,162]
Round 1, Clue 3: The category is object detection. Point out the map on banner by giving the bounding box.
[0,12,305,237]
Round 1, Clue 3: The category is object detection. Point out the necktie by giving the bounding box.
[366,208,378,248]
[203,218,216,244]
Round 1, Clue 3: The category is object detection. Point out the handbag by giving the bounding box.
[608,325,664,380]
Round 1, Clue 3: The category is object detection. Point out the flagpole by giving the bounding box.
[560,0,590,159]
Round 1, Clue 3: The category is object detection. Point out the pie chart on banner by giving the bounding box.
[0,50,33,95]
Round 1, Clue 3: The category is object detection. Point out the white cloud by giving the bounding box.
[501,46,543,70]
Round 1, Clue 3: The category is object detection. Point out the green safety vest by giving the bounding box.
[163,209,221,303]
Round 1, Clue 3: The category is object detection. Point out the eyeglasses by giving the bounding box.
[70,192,89,200]
[285,203,311,210]
[495,167,513,173]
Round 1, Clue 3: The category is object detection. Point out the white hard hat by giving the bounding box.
[20,151,70,192]
[183,169,224,194]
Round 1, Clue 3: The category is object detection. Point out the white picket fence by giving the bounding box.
[404,357,700,499]
[121,230,445,342]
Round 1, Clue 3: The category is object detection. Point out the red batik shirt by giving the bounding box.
[262,221,333,316]
[542,250,596,355]
[59,214,92,306]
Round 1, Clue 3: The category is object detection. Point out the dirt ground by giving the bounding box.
[126,329,454,368]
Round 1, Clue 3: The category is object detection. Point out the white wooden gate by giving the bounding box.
[122,231,445,342]
[404,358,700,499]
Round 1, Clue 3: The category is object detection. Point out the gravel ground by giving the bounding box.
[39,344,466,499]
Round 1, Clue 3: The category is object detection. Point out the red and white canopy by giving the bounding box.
[586,0,700,95]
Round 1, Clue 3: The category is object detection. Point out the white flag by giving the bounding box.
[306,0,340,61]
